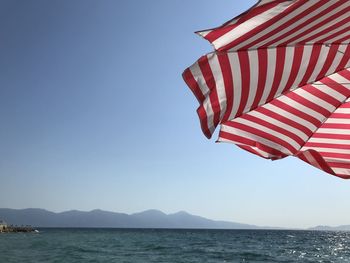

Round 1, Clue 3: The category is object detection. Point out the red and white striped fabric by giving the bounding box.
[183,0,350,178]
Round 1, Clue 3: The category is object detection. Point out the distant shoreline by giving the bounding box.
[1,226,37,233]
[1,208,350,231]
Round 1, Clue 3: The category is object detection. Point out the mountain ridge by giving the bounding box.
[0,208,262,229]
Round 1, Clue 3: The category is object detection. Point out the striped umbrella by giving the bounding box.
[183,0,350,179]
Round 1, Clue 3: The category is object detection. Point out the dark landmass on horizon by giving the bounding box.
[0,208,277,229]
[1,208,348,230]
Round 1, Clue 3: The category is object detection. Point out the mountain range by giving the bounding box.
[1,208,349,230]
[0,208,263,229]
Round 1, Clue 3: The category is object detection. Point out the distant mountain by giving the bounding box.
[308,225,350,231]
[0,208,263,229]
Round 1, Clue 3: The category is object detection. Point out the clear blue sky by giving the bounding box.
[1,0,350,229]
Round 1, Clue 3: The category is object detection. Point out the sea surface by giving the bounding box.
[1,229,350,262]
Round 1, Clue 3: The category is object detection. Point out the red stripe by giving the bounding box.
[299,18,350,44]
[304,142,350,150]
[282,45,304,93]
[238,145,268,159]
[219,131,287,158]
[280,5,350,46]
[198,56,221,129]
[266,47,286,102]
[218,53,233,123]
[286,91,331,117]
[196,106,212,139]
[300,45,322,85]
[241,114,305,146]
[315,45,339,81]
[330,173,350,179]
[182,68,205,103]
[334,45,350,71]
[312,133,350,140]
[236,51,250,116]
[237,1,286,24]
[318,152,350,159]
[244,0,327,49]
[310,151,336,175]
[327,162,350,169]
[320,77,350,97]
[225,121,298,153]
[332,35,350,45]
[255,106,313,135]
[297,152,308,163]
[204,24,238,44]
[251,48,268,109]
[338,69,350,81]
[321,123,350,129]
[202,1,284,44]
[270,99,321,127]
[218,1,303,51]
[183,65,212,138]
[297,151,335,175]
[307,85,340,107]
[270,0,349,46]
[330,113,350,119]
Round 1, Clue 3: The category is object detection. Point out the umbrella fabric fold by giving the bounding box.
[183,0,350,178]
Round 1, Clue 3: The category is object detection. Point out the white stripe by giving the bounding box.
[263,103,317,131]
[312,82,346,102]
[258,1,336,47]
[306,45,331,83]
[202,96,215,134]
[289,10,350,45]
[232,0,317,50]
[291,45,313,88]
[234,118,301,150]
[220,124,293,155]
[334,108,350,114]
[208,54,226,120]
[316,128,350,135]
[189,62,210,96]
[308,138,350,145]
[277,96,325,121]
[275,46,295,95]
[326,31,350,44]
[325,45,348,76]
[293,88,335,113]
[217,138,278,159]
[244,50,259,112]
[331,168,350,175]
[227,52,242,119]
[189,61,216,134]
[197,30,210,38]
[302,151,322,170]
[328,74,350,91]
[324,157,350,163]
[272,2,350,46]
[326,118,350,124]
[212,2,292,50]
[248,110,309,141]
[310,21,350,43]
[302,147,350,155]
[258,48,276,105]
[253,147,275,158]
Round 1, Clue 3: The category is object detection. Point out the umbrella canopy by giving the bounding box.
[183,0,350,179]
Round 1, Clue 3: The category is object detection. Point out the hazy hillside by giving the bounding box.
[0,208,260,229]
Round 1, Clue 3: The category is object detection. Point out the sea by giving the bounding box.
[1,229,350,262]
